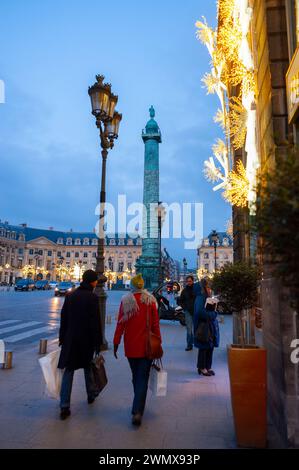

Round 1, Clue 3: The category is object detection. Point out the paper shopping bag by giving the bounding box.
[39,349,64,400]
[149,363,167,397]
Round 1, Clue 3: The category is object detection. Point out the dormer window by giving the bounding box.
[18,233,25,241]
[83,238,89,245]
[223,237,229,246]
[57,238,64,245]
[203,238,209,246]
[119,238,125,245]
[136,238,142,245]
[75,238,81,245]
[92,238,98,246]
[66,238,72,245]
[127,239,133,245]
[110,239,115,246]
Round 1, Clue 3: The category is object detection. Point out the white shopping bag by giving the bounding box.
[39,349,64,400]
[149,363,167,397]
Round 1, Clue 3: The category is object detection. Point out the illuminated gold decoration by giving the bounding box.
[227,96,248,150]
[223,160,249,207]
[196,0,259,212]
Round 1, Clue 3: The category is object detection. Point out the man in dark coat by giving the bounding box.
[58,269,102,420]
[179,275,195,351]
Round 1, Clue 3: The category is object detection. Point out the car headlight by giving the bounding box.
[68,288,72,291]
[55,288,58,291]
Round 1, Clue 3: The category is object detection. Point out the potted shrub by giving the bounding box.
[212,262,267,448]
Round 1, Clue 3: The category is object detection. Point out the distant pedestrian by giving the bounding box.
[113,273,161,427]
[193,277,219,376]
[58,270,102,420]
[179,275,195,351]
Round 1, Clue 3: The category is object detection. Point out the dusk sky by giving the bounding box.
[0,0,231,267]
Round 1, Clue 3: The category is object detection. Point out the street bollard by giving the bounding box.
[2,351,13,369]
[39,339,48,355]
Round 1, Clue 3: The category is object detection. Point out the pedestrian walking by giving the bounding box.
[58,270,102,420]
[179,275,195,351]
[193,277,219,376]
[113,273,161,427]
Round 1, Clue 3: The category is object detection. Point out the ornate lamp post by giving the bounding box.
[211,230,219,271]
[88,75,122,350]
[183,257,187,284]
[156,201,166,284]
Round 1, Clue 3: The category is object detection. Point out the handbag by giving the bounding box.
[145,305,163,360]
[195,321,212,343]
[149,360,167,397]
[90,354,108,395]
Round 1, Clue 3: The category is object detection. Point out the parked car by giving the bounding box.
[152,281,185,326]
[54,281,75,296]
[15,279,36,291]
[48,281,58,289]
[35,280,50,290]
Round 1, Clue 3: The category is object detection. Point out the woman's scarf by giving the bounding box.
[120,288,158,323]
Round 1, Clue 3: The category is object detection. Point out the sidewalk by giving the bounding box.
[0,316,236,449]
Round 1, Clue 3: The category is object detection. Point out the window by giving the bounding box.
[18,233,25,241]
[18,248,24,255]
[57,251,62,257]
[75,252,79,258]
[127,262,132,271]
[110,239,115,245]
[75,238,81,245]
[223,237,229,246]
[48,250,52,257]
[119,238,125,245]
[83,252,88,258]
[118,261,124,272]
[29,249,34,255]
[204,263,209,271]
[203,238,209,246]
[92,252,96,258]
[108,258,114,270]
[57,238,63,245]
[83,238,89,245]
[204,253,209,259]
[66,252,71,258]
[66,238,72,245]
[92,238,98,246]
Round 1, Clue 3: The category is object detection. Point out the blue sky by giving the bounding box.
[0,0,231,267]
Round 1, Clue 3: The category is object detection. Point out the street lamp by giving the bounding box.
[211,230,219,271]
[156,201,166,284]
[88,74,122,350]
[183,257,187,284]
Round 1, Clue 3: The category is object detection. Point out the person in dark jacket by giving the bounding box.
[179,275,195,351]
[58,269,102,420]
[193,277,219,376]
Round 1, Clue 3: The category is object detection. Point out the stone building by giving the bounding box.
[0,220,142,284]
[215,0,299,448]
[197,232,233,275]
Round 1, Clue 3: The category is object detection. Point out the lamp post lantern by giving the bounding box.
[88,75,122,351]
[211,230,219,271]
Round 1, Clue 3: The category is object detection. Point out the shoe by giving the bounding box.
[197,369,211,376]
[88,397,95,404]
[60,408,71,420]
[185,347,193,351]
[208,369,215,376]
[132,413,142,426]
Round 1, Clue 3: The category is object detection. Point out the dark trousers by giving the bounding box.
[60,366,96,409]
[197,348,214,370]
[128,358,152,415]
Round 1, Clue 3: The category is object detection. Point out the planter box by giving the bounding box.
[227,345,267,448]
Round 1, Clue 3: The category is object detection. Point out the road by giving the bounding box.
[0,289,124,349]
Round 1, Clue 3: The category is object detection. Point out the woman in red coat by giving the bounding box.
[113,273,161,426]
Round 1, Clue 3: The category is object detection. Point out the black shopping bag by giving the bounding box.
[91,354,108,395]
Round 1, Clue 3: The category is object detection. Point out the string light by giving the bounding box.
[223,160,249,207]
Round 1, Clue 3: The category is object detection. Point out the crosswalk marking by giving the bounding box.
[0,320,21,326]
[3,326,58,343]
[0,321,41,335]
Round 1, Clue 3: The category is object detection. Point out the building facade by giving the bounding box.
[0,220,142,284]
[197,232,233,275]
